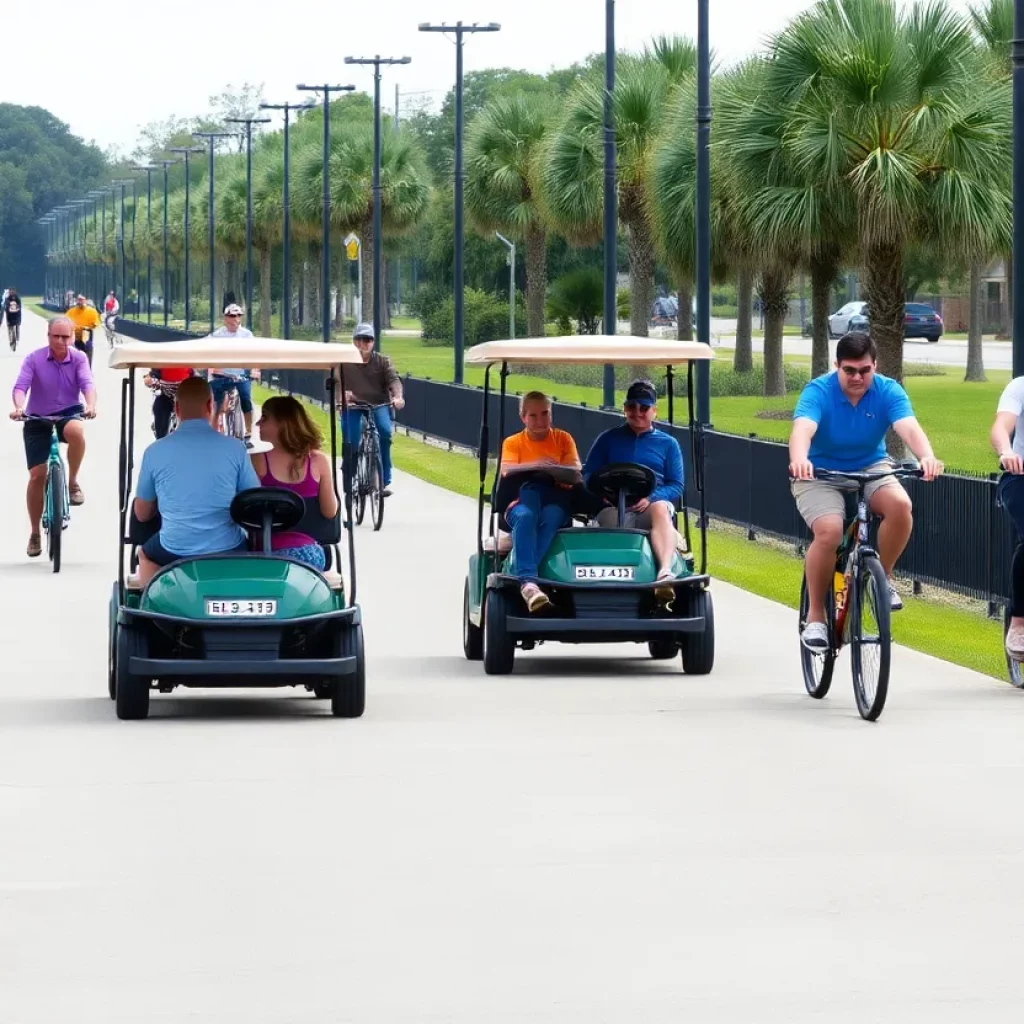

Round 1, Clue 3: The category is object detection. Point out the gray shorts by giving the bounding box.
[596,500,674,529]
[791,459,900,526]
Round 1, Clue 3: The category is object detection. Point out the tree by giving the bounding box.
[466,93,554,337]
[208,82,267,153]
[547,268,603,334]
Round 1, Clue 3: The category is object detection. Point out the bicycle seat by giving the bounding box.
[230,487,305,553]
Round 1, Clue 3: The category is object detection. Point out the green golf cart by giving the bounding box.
[461,336,715,675]
[107,334,367,720]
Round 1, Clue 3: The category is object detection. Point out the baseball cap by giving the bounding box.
[353,322,375,340]
[625,380,657,407]
[224,303,243,316]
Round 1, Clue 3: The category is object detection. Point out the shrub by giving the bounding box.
[421,287,512,348]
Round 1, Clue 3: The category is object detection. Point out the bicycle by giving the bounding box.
[797,465,923,721]
[350,402,393,532]
[103,315,118,347]
[15,413,73,573]
[212,374,246,441]
[147,381,180,437]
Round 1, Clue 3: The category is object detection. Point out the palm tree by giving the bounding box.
[465,93,554,338]
[766,0,1010,384]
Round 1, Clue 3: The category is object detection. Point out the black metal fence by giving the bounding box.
[42,303,203,342]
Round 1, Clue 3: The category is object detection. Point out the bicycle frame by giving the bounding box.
[39,424,70,533]
[833,498,873,644]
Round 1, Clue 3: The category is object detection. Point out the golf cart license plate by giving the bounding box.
[205,599,278,617]
[575,566,635,580]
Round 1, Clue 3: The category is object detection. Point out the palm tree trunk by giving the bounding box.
[525,222,547,338]
[810,258,832,379]
[677,280,693,341]
[382,259,392,330]
[760,268,789,397]
[259,246,272,338]
[966,260,987,382]
[361,215,374,323]
[627,220,655,338]
[863,241,905,383]
[733,268,754,373]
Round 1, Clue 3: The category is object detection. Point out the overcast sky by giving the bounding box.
[1,0,979,154]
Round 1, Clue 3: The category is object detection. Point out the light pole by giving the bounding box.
[169,147,205,331]
[192,132,235,333]
[1014,0,1024,376]
[116,179,138,315]
[296,82,357,342]
[132,167,158,322]
[420,22,501,383]
[224,117,271,331]
[260,101,315,339]
[602,0,617,408]
[113,180,133,305]
[496,232,515,339]
[345,55,411,352]
[156,159,179,327]
[695,0,712,424]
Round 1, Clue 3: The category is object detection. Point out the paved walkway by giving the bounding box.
[1,310,1022,1022]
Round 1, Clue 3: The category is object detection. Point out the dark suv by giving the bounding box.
[847,302,943,343]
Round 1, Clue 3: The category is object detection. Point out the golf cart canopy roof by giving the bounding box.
[466,336,715,366]
[108,336,364,370]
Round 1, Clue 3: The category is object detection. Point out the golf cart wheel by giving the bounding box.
[115,625,150,720]
[483,588,515,675]
[680,588,715,675]
[648,638,678,660]
[331,622,366,718]
[312,683,332,699]
[463,579,483,661]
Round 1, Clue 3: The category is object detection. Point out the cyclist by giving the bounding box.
[788,331,943,650]
[2,287,21,350]
[334,322,404,497]
[144,366,196,438]
[103,290,120,341]
[65,294,102,367]
[990,376,1024,657]
[208,303,257,442]
[10,316,97,557]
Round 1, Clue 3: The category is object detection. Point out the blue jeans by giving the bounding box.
[341,406,393,486]
[210,375,252,415]
[505,484,571,580]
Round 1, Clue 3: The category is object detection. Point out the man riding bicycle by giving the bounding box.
[103,290,120,341]
[788,332,943,651]
[208,303,257,442]
[65,294,103,367]
[334,322,404,497]
[10,316,97,557]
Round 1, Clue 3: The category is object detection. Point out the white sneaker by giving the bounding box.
[801,621,829,651]
[888,581,904,611]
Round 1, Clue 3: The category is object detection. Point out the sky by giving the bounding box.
[0,0,979,154]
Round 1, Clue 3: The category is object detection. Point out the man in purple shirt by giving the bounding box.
[10,316,97,557]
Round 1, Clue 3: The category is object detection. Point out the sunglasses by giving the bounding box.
[624,401,654,411]
[840,365,874,377]
[225,313,241,318]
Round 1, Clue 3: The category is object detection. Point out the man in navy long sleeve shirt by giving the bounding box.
[582,379,685,586]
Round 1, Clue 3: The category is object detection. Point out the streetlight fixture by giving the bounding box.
[495,232,515,339]
[602,0,617,408]
[192,132,235,333]
[224,117,271,331]
[345,55,412,352]
[132,167,159,323]
[419,22,501,383]
[169,146,206,332]
[155,159,179,327]
[695,0,712,425]
[259,101,315,339]
[296,82,357,342]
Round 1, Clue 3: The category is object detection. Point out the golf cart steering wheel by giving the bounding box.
[231,487,305,553]
[586,463,656,526]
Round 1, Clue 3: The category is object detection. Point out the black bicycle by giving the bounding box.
[350,402,393,531]
[798,465,923,722]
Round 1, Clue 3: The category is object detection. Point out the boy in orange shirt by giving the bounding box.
[500,391,581,612]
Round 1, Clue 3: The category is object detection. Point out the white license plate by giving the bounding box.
[574,566,635,581]
[205,599,278,617]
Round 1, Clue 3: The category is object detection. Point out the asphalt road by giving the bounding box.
[0,310,1021,1022]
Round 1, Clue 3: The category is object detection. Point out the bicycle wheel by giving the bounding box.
[227,397,245,440]
[850,555,891,721]
[799,573,836,699]
[354,439,368,526]
[368,431,385,531]
[46,459,65,574]
[1003,606,1024,689]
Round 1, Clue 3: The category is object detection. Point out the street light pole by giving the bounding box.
[602,0,617,408]
[260,101,315,339]
[695,0,712,424]
[156,159,178,328]
[1014,0,1024,376]
[345,55,412,352]
[169,147,205,331]
[131,167,158,323]
[420,22,501,383]
[224,117,271,331]
[192,132,235,333]
[113,181,129,304]
[496,232,515,339]
[296,82,357,342]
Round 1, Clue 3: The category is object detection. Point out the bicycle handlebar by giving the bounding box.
[812,466,925,484]
[347,401,394,411]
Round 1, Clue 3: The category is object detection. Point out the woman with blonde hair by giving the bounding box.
[250,396,339,569]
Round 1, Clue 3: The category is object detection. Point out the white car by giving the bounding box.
[828,301,868,337]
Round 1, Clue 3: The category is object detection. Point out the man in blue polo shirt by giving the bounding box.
[583,379,685,592]
[789,332,943,650]
[133,376,260,588]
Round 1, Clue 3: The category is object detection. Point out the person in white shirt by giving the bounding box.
[208,303,258,440]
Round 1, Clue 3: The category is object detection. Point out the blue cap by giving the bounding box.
[625,380,657,407]
[354,322,375,340]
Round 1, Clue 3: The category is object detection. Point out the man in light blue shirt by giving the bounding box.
[789,332,943,649]
[134,376,260,587]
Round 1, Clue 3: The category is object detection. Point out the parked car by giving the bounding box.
[827,301,868,337]
[847,302,943,343]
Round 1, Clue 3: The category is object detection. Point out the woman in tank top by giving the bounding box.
[250,396,339,570]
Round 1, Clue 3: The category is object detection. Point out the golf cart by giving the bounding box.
[108,334,367,720]
[462,336,715,675]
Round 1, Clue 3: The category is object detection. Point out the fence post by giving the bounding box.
[747,433,756,541]
[988,472,999,619]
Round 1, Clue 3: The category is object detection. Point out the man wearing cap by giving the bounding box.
[333,323,405,497]
[582,379,685,592]
[208,303,257,441]
[65,294,103,367]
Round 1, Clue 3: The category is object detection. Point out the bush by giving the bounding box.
[421,287,512,348]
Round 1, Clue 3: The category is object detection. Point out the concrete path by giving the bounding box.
[0,310,1021,1022]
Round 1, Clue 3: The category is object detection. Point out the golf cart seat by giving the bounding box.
[491,469,599,532]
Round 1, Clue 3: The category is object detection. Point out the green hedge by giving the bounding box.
[421,287,520,348]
